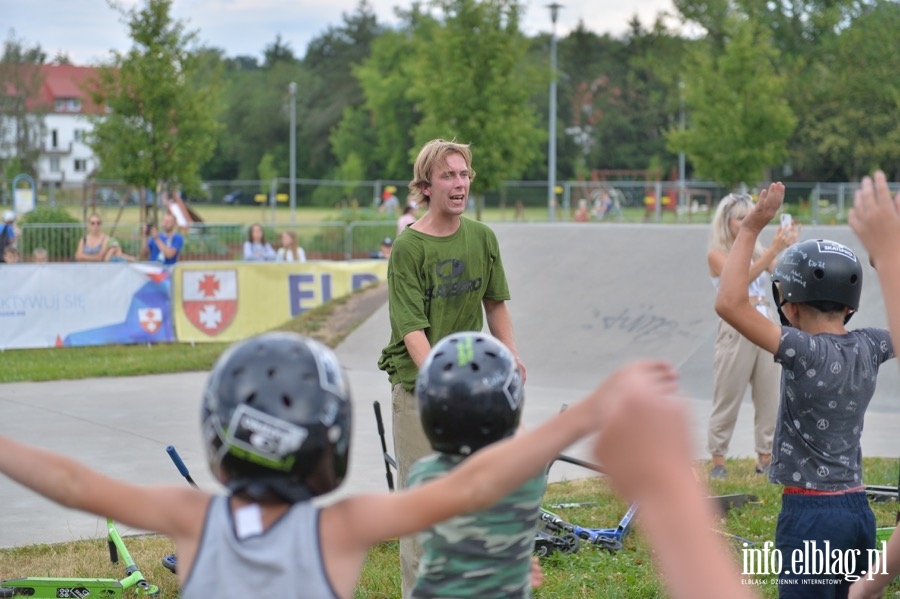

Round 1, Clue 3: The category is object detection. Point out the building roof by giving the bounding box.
[4,64,108,115]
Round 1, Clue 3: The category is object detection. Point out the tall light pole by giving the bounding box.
[547,3,562,222]
[288,81,298,223]
[678,79,686,212]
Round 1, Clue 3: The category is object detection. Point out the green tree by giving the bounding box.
[666,16,795,187]
[0,31,46,183]
[88,0,222,207]
[793,1,900,180]
[408,0,545,216]
[302,1,384,181]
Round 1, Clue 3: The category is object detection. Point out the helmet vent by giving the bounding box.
[813,268,825,279]
[442,362,453,372]
[850,274,859,285]
[267,368,276,378]
[485,351,497,358]
[469,363,480,372]
[245,392,257,405]
[281,394,292,408]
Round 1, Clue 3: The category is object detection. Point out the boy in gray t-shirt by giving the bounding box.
[716,182,894,598]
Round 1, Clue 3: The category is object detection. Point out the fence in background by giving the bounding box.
[15,221,398,263]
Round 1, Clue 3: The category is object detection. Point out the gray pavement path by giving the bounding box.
[1,223,898,550]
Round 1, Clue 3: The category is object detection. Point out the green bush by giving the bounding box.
[20,206,81,261]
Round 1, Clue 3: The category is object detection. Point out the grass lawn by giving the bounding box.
[2,459,899,598]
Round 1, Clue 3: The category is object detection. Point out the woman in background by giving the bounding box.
[243,223,276,262]
[75,213,109,262]
[706,192,798,479]
[276,230,307,263]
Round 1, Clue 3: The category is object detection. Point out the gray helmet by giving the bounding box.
[416,332,523,456]
[772,239,862,325]
[201,332,352,502]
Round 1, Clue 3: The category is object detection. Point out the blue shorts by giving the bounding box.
[775,492,875,599]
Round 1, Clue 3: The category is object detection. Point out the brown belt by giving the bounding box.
[783,485,864,496]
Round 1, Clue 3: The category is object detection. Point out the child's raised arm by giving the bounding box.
[715,182,786,354]
[847,172,900,598]
[593,373,759,599]
[850,170,900,344]
[0,435,208,550]
[328,360,679,547]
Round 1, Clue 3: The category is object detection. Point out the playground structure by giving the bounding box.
[585,169,714,222]
[81,181,203,238]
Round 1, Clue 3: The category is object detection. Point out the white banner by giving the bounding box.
[0,263,174,349]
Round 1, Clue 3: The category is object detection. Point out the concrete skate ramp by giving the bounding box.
[491,222,898,408]
[335,222,899,505]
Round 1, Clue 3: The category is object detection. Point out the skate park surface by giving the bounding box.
[1,223,898,549]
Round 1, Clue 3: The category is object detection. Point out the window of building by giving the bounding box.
[74,159,87,172]
[51,130,58,148]
[50,158,60,173]
[73,129,85,142]
[54,97,83,112]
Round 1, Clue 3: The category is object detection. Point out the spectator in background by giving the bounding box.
[276,231,307,263]
[243,223,277,262]
[3,246,20,264]
[397,203,418,236]
[75,213,109,262]
[380,185,400,216]
[32,248,48,263]
[142,213,184,265]
[371,237,392,260]
[105,239,136,263]
[0,210,18,263]
[573,198,590,222]
[706,192,798,479]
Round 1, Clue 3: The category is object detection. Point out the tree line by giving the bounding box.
[2,0,898,204]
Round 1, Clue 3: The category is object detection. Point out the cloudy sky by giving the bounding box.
[4,0,677,65]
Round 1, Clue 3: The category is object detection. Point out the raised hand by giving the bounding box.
[743,182,785,232]
[849,170,900,268]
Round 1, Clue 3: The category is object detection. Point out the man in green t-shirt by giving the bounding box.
[377,138,526,597]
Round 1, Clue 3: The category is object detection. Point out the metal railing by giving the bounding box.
[13,221,399,263]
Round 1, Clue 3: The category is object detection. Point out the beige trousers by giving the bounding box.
[708,317,779,457]
[391,383,432,598]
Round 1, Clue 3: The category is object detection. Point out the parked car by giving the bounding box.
[222,190,255,205]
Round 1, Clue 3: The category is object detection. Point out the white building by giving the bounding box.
[36,65,104,189]
[1,64,104,191]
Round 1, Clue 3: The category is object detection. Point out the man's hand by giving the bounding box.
[742,182,785,233]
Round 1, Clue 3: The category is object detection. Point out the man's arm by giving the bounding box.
[714,183,785,355]
[402,330,432,369]
[484,299,526,381]
[158,234,181,260]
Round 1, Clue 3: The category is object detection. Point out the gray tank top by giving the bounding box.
[181,495,338,599]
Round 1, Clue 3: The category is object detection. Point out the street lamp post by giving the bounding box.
[288,81,298,223]
[678,79,686,212]
[547,3,562,222]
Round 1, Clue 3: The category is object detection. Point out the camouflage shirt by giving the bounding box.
[408,453,546,598]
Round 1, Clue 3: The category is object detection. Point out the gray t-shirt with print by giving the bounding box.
[771,326,893,491]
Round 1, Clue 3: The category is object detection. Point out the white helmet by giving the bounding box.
[2,210,15,223]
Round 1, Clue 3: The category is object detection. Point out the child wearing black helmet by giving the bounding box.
[716,183,894,598]
[409,332,542,598]
[0,332,679,599]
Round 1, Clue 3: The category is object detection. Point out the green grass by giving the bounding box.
[0,284,371,383]
[3,458,899,598]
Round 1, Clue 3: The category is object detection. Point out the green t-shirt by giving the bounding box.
[377,217,511,391]
[408,453,546,599]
